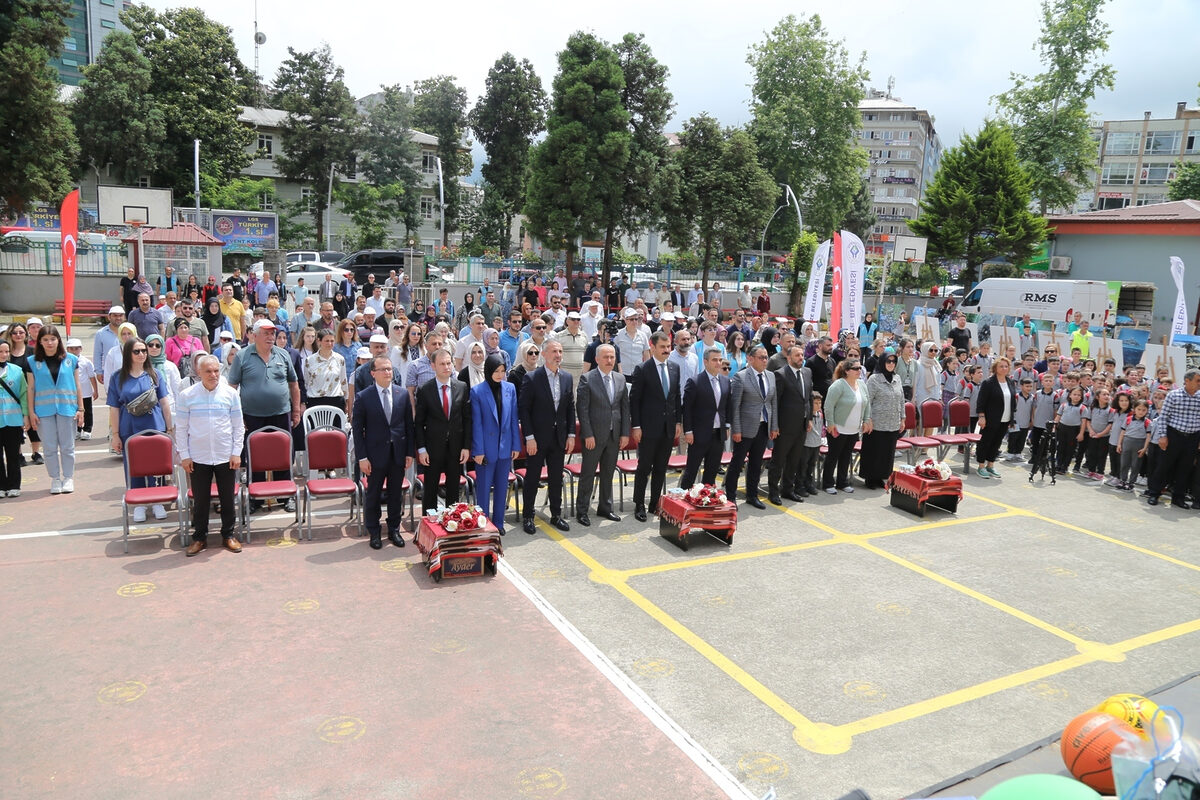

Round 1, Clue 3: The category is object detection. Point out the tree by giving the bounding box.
[271,44,360,246]
[525,32,630,284]
[335,182,403,251]
[994,0,1115,215]
[787,230,820,316]
[71,31,164,186]
[1167,162,1200,201]
[201,176,275,211]
[838,179,876,241]
[0,0,79,216]
[663,115,777,292]
[459,183,511,255]
[122,6,253,202]
[412,76,472,247]
[908,121,1048,286]
[469,54,547,254]
[605,33,674,287]
[747,14,868,244]
[360,84,423,237]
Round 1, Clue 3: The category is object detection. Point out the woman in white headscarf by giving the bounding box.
[913,340,943,436]
[457,341,487,387]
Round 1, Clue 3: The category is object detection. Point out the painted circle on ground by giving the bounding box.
[283,598,319,615]
[531,568,564,579]
[703,595,729,607]
[116,581,156,598]
[316,715,365,743]
[757,538,780,548]
[266,537,296,548]
[875,601,911,616]
[632,657,675,677]
[0,515,13,526]
[431,638,467,654]
[1156,542,1181,553]
[1045,565,1077,578]
[515,767,566,798]
[737,752,789,782]
[98,680,147,705]
[380,559,413,573]
[615,533,638,543]
[843,680,887,701]
[23,475,37,484]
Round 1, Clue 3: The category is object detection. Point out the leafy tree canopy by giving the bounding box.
[359,83,423,237]
[1167,162,1200,202]
[412,75,472,245]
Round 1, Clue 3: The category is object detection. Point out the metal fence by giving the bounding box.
[0,241,130,276]
[427,258,790,291]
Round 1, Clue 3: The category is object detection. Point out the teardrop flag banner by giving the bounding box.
[803,240,831,324]
[60,190,80,337]
[829,231,843,335]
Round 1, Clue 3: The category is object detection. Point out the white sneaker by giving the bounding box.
[6,489,19,497]
[152,504,168,520]
[61,478,74,493]
[74,431,81,440]
[50,479,63,495]
[80,431,92,440]
[132,506,147,523]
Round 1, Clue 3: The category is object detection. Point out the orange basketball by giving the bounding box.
[1060,711,1138,794]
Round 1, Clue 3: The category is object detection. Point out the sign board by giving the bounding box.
[210,210,278,253]
[5,202,99,231]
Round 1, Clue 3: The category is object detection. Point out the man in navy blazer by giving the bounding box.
[518,339,575,534]
[353,356,415,549]
[629,330,683,521]
[413,349,471,515]
[680,347,731,489]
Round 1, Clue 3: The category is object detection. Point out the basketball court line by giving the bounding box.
[533,501,1200,755]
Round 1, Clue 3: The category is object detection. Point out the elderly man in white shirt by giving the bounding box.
[175,354,245,555]
[581,292,605,338]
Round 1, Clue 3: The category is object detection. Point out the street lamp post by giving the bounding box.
[761,183,804,292]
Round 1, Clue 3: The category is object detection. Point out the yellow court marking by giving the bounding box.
[98,680,147,705]
[857,510,1018,541]
[843,680,887,702]
[515,767,566,798]
[0,515,13,526]
[379,559,413,573]
[632,657,675,677]
[737,751,789,782]
[116,581,156,597]
[283,598,320,615]
[316,715,365,743]
[616,537,842,579]
[431,638,467,654]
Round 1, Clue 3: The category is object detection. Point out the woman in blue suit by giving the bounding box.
[471,354,521,535]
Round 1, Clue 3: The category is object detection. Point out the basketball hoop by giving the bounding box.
[908,258,919,278]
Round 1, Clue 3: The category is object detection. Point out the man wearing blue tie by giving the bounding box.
[681,347,731,489]
[725,343,779,508]
[629,330,682,522]
[353,356,415,549]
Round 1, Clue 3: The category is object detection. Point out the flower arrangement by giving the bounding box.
[913,458,953,481]
[684,483,728,507]
[436,502,487,532]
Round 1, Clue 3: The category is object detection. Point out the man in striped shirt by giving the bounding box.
[1146,368,1200,508]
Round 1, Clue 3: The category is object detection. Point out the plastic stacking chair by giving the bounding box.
[121,431,184,552]
[303,426,359,539]
[241,426,301,541]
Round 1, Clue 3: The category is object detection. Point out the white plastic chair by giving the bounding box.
[302,405,347,433]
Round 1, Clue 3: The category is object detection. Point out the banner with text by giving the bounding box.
[210,211,278,253]
[1169,256,1188,345]
[840,230,867,334]
[802,240,831,323]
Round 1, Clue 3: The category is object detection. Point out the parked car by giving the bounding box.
[286,250,345,266]
[334,249,422,285]
[283,262,351,294]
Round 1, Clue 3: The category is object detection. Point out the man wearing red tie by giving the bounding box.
[414,349,471,515]
[353,356,415,549]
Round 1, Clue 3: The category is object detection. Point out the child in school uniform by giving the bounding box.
[958,365,981,433]
[1117,400,1151,491]
[1014,354,1039,386]
[801,392,825,496]
[1005,377,1036,461]
[1054,386,1086,476]
[1042,357,1064,391]
[1104,391,1132,486]
[940,357,959,411]
[65,338,97,440]
[1029,373,1057,464]
[1083,389,1112,480]
[971,341,994,373]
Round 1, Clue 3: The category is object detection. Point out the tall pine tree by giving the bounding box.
[412,76,471,248]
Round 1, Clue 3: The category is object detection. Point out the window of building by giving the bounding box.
[1187,133,1199,154]
[136,176,151,188]
[99,0,115,5]
[420,196,434,219]
[1139,164,1175,185]
[300,187,316,212]
[1104,131,1140,155]
[897,150,912,160]
[100,18,116,28]
[421,153,438,174]
[257,133,273,159]
[1144,131,1181,155]
[863,114,876,121]
[61,56,80,66]
[63,36,77,51]
[259,193,274,211]
[890,113,905,121]
[1100,162,1135,185]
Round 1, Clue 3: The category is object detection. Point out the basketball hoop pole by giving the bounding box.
[129,220,145,279]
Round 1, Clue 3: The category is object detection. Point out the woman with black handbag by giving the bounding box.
[108,338,173,522]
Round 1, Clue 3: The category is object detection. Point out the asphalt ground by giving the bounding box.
[2,324,1198,799]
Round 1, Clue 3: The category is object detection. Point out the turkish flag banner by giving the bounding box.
[829,230,843,336]
[60,190,80,337]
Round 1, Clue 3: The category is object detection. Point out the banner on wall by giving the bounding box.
[802,240,830,323]
[210,211,278,253]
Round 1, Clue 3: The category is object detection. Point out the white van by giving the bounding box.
[957,278,1109,325]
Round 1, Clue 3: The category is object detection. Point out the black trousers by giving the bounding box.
[680,430,723,489]
[724,422,769,500]
[768,429,805,494]
[976,421,1007,464]
[633,431,672,510]
[859,428,900,484]
[822,431,858,489]
[522,442,566,518]
[0,425,22,491]
[799,445,819,491]
[1148,427,1200,503]
[1006,427,1029,455]
[364,452,406,536]
[79,397,93,433]
[242,412,292,485]
[422,451,464,514]
[190,461,237,541]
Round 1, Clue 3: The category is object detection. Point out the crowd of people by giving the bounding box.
[1,268,1197,555]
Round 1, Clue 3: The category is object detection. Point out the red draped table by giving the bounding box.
[885,469,963,517]
[415,517,503,582]
[657,495,737,551]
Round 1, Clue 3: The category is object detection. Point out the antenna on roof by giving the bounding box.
[886,76,895,99]
[253,0,266,101]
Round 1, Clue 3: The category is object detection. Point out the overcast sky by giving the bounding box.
[152,0,1199,162]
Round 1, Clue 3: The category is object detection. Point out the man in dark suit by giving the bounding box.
[768,344,812,503]
[413,349,471,515]
[629,330,682,521]
[518,338,576,534]
[725,342,779,508]
[681,347,731,489]
[353,356,416,549]
[669,285,687,310]
[575,343,629,526]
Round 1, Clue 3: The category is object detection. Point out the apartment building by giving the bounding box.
[54,0,135,86]
[857,90,943,257]
[1092,102,1200,210]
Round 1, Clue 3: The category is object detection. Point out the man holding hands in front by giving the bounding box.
[414,349,471,515]
[574,343,629,527]
[354,355,415,549]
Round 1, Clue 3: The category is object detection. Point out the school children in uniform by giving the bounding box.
[1005,377,1035,461]
[1117,400,1152,491]
[1054,386,1085,476]
[1029,373,1057,466]
[800,392,824,496]
[1082,389,1112,480]
[1104,392,1132,486]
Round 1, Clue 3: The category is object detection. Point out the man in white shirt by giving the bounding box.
[581,292,605,338]
[624,282,641,307]
[453,314,488,370]
[552,311,589,380]
[656,283,672,310]
[737,284,754,311]
[547,294,568,329]
[613,308,650,376]
[668,329,700,389]
[641,281,658,308]
[365,285,387,318]
[176,355,245,555]
[155,291,177,327]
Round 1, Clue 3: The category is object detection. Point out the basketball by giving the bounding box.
[1092,693,1160,739]
[1060,711,1139,794]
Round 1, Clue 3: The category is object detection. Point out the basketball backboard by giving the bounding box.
[97,186,173,228]
[890,234,928,264]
